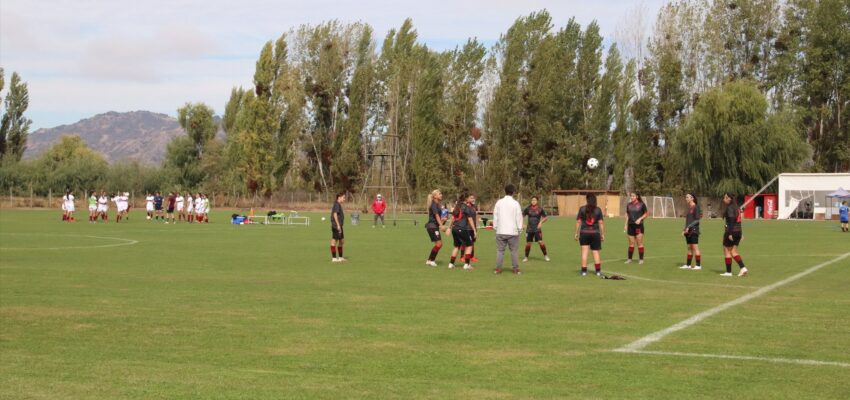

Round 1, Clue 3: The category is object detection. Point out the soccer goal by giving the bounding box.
[780,190,815,219]
[649,196,677,218]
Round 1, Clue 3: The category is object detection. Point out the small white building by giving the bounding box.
[777,173,850,220]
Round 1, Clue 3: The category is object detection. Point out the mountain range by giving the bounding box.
[24,111,203,164]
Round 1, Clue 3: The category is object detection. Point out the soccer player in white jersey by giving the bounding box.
[62,190,76,222]
[145,193,155,220]
[97,191,109,222]
[195,193,206,223]
[176,193,185,222]
[186,193,195,223]
[121,192,130,221]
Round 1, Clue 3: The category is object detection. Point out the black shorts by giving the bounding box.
[685,233,699,245]
[723,231,742,247]
[332,228,344,240]
[526,230,543,242]
[167,207,175,214]
[452,229,473,247]
[627,223,645,236]
[842,219,849,224]
[155,206,163,211]
[426,226,441,242]
[579,232,602,251]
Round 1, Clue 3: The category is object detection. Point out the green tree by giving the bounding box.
[671,81,809,195]
[163,135,204,189]
[440,39,486,192]
[0,71,32,161]
[33,135,108,194]
[485,11,555,195]
[331,25,374,192]
[409,47,447,193]
[177,102,217,157]
[795,0,850,171]
[227,35,300,195]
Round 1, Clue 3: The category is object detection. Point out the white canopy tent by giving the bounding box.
[777,173,850,219]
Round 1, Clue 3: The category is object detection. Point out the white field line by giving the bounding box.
[614,251,850,353]
[0,235,138,251]
[623,350,850,368]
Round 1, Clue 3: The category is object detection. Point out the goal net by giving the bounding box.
[649,196,676,218]
[780,190,814,219]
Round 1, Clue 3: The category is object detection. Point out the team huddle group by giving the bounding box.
[329,185,753,278]
[60,191,212,224]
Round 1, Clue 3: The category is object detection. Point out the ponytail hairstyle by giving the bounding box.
[64,190,71,201]
[634,191,643,205]
[452,192,468,218]
[585,193,597,221]
[687,192,698,206]
[427,189,441,207]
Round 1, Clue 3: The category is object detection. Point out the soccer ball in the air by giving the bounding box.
[587,158,599,169]
[321,217,326,221]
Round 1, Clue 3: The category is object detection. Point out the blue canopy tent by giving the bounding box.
[826,187,850,220]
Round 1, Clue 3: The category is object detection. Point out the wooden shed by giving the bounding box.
[552,189,621,218]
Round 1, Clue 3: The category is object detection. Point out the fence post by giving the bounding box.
[9,187,12,208]
[29,182,33,208]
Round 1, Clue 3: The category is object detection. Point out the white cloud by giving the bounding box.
[1,0,666,129]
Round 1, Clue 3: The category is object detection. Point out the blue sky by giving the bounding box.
[0,0,665,130]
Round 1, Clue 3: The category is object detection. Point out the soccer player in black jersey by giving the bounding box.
[424,189,447,267]
[522,196,550,262]
[330,192,346,263]
[460,198,481,262]
[623,192,648,264]
[574,193,605,276]
[447,192,477,270]
[721,193,747,277]
[680,193,703,270]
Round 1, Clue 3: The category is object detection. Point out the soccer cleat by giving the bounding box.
[522,257,528,262]
[595,271,602,277]
[332,258,339,263]
[580,271,587,276]
[512,268,521,275]
[738,267,748,277]
[638,260,644,265]
[544,256,551,262]
[624,259,632,264]
[463,264,474,270]
[448,263,455,269]
[470,257,479,263]
[691,266,702,270]
[720,272,733,277]
[680,265,692,269]
[494,268,502,275]
[338,258,348,263]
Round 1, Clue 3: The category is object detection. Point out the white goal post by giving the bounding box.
[649,196,677,218]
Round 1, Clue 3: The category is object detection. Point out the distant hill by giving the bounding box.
[24,111,219,164]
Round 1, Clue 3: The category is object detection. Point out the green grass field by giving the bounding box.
[1,209,849,399]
